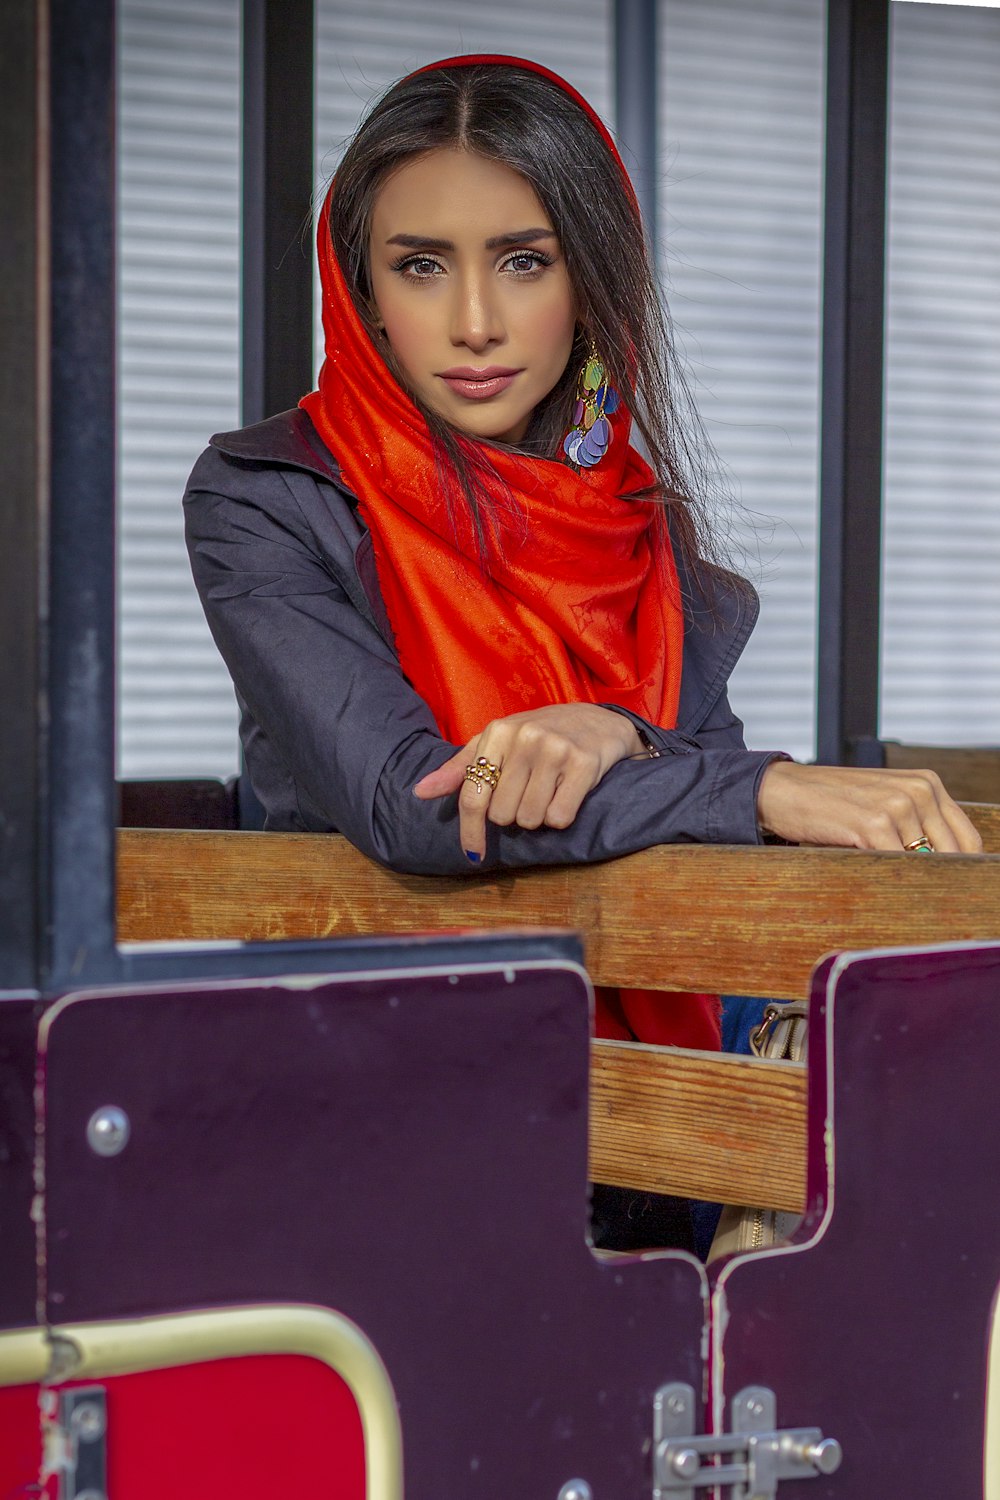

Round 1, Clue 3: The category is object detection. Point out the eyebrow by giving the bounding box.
[385,228,558,251]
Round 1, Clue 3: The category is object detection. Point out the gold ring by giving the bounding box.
[903,836,935,853]
[463,756,502,795]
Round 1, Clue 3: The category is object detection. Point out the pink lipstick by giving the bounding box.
[438,366,522,400]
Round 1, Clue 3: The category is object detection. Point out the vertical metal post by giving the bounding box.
[816,0,891,765]
[46,0,119,984]
[614,0,659,253]
[241,0,315,425]
[0,0,118,990]
[240,0,315,828]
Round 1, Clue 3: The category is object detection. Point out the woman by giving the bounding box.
[184,55,980,1053]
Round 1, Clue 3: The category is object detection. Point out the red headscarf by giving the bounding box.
[301,57,720,1051]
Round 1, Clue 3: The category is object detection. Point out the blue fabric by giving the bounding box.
[721,993,771,1056]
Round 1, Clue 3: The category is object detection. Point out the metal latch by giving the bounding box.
[653,1384,842,1499]
[40,1383,108,1500]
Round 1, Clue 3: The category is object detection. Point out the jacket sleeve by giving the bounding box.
[184,447,783,876]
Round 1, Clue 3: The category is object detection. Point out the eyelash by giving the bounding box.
[390,250,555,281]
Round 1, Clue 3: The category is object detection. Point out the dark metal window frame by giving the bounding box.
[0,0,889,995]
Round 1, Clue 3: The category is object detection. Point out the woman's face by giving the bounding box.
[368,147,577,444]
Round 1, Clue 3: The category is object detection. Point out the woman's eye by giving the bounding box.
[502,251,551,275]
[396,256,442,279]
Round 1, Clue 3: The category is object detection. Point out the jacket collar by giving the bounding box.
[210,408,346,488]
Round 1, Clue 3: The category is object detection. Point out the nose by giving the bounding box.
[449,268,504,352]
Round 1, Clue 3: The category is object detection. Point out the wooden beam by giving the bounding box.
[118,828,1000,1000]
[883,745,1000,807]
[966,801,1000,852]
[589,1041,806,1211]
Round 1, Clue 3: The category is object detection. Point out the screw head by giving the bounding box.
[70,1402,106,1441]
[557,1483,593,1500]
[86,1106,130,1158]
[670,1448,700,1480]
[667,1393,687,1415]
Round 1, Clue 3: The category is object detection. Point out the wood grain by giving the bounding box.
[965,801,1000,853]
[118,828,1000,999]
[589,1041,806,1210]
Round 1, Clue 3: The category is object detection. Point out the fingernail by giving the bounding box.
[464,850,481,864]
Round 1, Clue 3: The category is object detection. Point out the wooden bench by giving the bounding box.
[116,802,1000,1216]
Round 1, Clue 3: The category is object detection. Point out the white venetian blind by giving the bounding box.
[117,0,242,777]
[658,0,826,760]
[881,1,1000,745]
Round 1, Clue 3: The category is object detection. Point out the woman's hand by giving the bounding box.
[412,704,645,862]
[757,760,983,853]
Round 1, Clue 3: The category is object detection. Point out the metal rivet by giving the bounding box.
[557,1483,593,1500]
[666,1392,687,1415]
[746,1398,765,1417]
[86,1106,130,1158]
[70,1401,106,1441]
[669,1448,700,1480]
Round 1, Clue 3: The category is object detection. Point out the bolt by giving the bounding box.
[670,1448,700,1480]
[746,1399,765,1417]
[86,1106,130,1158]
[70,1402,106,1441]
[806,1438,843,1475]
[667,1393,687,1415]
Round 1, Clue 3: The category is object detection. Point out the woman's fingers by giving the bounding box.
[412,747,472,799]
[757,761,984,853]
[412,705,641,861]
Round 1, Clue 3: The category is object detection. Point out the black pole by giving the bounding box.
[0,0,118,991]
[240,0,315,829]
[816,0,891,766]
[241,0,315,426]
[614,0,659,254]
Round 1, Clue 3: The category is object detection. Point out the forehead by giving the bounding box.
[370,147,552,240]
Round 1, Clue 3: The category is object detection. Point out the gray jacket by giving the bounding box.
[184,410,783,875]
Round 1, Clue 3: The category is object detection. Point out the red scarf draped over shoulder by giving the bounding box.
[301,55,719,1053]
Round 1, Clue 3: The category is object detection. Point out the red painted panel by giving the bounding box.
[11,1355,365,1500]
[0,1383,42,1500]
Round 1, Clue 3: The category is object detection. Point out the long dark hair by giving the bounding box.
[328,61,730,592]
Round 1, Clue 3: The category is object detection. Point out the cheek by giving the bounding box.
[527,293,577,370]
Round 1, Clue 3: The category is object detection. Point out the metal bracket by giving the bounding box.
[41,1384,108,1500]
[653,1383,842,1499]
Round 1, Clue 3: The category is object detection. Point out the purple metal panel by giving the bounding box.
[0,996,42,1330]
[715,942,1000,1497]
[40,959,706,1499]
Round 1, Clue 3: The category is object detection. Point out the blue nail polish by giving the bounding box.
[465,850,481,864]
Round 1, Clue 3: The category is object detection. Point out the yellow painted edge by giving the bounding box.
[0,1326,49,1386]
[986,1283,1000,1500]
[1,1306,402,1500]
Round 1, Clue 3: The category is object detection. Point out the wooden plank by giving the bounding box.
[885,743,1000,804]
[118,829,1000,1000]
[965,801,1000,853]
[589,1041,806,1211]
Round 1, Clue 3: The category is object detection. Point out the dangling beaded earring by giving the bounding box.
[562,340,620,469]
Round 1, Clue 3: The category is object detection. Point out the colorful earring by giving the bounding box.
[562,341,620,469]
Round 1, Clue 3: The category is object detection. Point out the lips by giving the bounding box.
[438,367,522,401]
